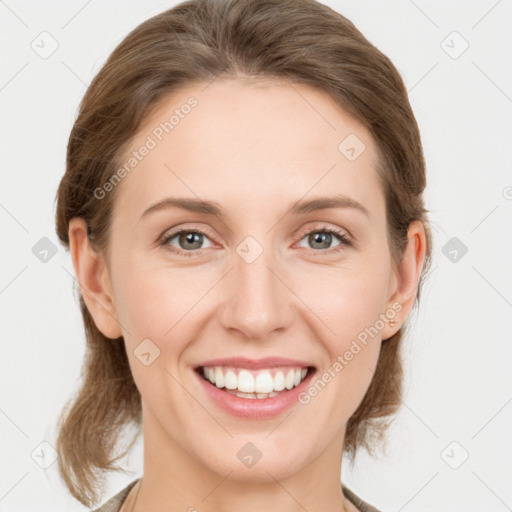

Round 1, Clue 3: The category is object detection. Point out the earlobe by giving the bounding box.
[382,220,427,340]
[68,218,123,339]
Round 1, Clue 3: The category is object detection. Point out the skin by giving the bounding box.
[69,78,426,512]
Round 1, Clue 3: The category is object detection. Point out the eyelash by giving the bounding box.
[158,225,352,258]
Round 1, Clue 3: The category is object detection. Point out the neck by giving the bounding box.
[128,408,355,512]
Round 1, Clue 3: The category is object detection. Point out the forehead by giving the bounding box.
[113,78,384,221]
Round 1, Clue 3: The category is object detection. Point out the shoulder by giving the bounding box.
[90,479,379,512]
[90,479,140,512]
[342,484,383,512]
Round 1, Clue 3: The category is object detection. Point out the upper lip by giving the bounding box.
[196,357,315,370]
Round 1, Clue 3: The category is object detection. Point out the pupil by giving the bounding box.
[311,232,330,249]
[181,232,202,249]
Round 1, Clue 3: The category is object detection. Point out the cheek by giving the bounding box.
[111,262,221,398]
[112,253,210,339]
[295,270,386,421]
[114,249,391,355]
[295,263,391,343]
[113,267,201,402]
[292,261,389,405]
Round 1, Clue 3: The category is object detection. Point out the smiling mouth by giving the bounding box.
[195,365,315,400]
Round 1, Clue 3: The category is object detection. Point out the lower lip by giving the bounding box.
[194,367,316,420]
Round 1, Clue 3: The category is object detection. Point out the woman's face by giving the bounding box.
[91,79,412,481]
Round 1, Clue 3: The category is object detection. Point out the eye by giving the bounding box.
[159,224,352,258]
[160,228,213,257]
[296,225,352,254]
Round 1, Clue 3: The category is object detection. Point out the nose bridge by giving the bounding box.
[220,237,291,339]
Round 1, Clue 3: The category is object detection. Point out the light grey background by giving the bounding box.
[1,1,511,510]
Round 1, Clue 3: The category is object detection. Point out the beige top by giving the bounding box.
[91,478,382,512]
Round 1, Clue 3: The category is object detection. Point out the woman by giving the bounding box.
[54,0,431,510]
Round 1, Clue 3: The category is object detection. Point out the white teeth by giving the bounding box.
[214,367,224,388]
[200,365,310,396]
[285,369,295,390]
[231,390,281,399]
[255,372,274,393]
[237,370,255,393]
[236,391,256,399]
[273,371,285,391]
[224,369,238,390]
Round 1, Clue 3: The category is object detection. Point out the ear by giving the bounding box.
[68,218,123,339]
[381,220,428,340]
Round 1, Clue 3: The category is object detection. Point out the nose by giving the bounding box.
[219,249,293,341]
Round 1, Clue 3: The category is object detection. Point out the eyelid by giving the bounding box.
[158,222,216,241]
[294,222,351,242]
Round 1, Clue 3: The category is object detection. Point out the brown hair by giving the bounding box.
[54,0,432,506]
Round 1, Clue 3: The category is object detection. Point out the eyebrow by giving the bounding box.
[139,194,370,221]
